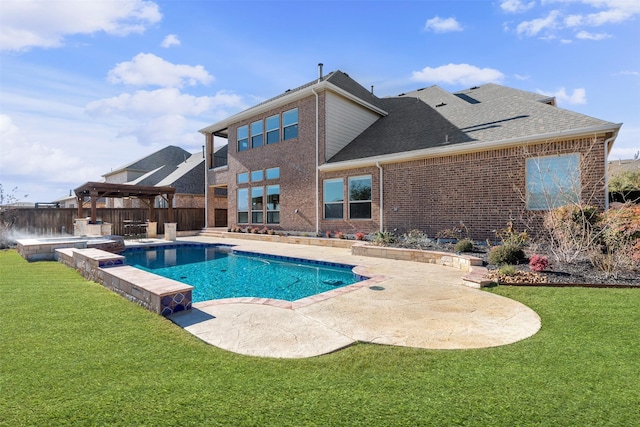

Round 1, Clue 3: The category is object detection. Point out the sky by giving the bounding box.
[1,0,639,203]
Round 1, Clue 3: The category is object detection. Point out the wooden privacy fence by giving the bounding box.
[2,208,205,236]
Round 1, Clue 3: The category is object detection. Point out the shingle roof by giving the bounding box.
[328,83,618,163]
[329,97,472,162]
[104,145,191,176]
[409,83,614,143]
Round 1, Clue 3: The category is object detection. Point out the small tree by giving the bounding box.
[0,184,28,248]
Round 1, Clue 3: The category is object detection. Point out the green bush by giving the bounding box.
[454,239,474,253]
[372,230,396,246]
[498,264,517,276]
[489,244,526,265]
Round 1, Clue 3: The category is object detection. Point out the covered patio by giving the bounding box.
[74,182,176,238]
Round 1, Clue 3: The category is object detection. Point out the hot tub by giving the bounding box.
[17,235,126,262]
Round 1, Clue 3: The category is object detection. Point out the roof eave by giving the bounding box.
[319,122,622,172]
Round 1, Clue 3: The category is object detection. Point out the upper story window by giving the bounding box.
[283,108,298,141]
[251,170,264,182]
[237,125,249,152]
[349,175,372,219]
[526,154,581,210]
[266,115,280,145]
[266,167,280,180]
[237,172,249,184]
[251,120,263,148]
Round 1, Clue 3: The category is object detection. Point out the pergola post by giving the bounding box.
[167,193,174,223]
[90,190,98,224]
[76,196,83,218]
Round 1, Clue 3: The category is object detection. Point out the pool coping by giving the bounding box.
[55,241,388,315]
[51,236,542,358]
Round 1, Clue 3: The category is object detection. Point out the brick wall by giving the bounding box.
[382,136,608,240]
[206,87,609,241]
[218,94,323,232]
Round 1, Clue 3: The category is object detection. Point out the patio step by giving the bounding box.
[199,227,227,238]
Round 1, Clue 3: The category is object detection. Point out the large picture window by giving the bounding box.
[266,185,280,224]
[526,154,581,210]
[266,115,280,145]
[283,108,298,141]
[349,175,372,219]
[251,120,263,148]
[324,178,344,219]
[237,188,248,223]
[251,187,264,223]
[237,125,248,152]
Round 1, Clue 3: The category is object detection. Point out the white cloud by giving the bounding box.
[516,10,560,36]
[514,73,531,80]
[576,30,611,39]
[0,114,97,182]
[86,88,244,118]
[411,64,505,86]
[617,70,640,76]
[85,89,248,146]
[0,0,161,52]
[423,16,463,33]
[107,53,214,88]
[511,0,640,40]
[537,87,587,105]
[501,0,536,14]
[161,34,180,48]
[564,1,640,27]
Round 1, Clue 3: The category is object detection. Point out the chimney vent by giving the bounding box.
[318,63,323,82]
[371,85,374,95]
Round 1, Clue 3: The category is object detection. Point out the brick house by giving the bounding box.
[200,66,621,240]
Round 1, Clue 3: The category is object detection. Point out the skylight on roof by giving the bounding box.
[454,93,480,104]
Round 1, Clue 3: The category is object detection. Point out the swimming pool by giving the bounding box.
[123,244,366,302]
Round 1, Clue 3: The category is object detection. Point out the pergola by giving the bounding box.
[74,181,176,224]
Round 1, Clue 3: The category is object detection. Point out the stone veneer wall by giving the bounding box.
[56,248,193,316]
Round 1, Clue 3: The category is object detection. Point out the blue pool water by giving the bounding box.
[123,244,365,302]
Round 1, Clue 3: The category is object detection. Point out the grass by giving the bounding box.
[1,249,639,426]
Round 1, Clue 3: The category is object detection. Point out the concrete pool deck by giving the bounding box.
[167,236,541,358]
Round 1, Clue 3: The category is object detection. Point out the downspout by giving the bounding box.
[312,87,319,235]
[603,132,617,210]
[204,136,210,228]
[376,161,383,232]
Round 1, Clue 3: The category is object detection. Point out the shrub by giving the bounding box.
[454,239,474,253]
[373,230,396,246]
[499,265,517,276]
[529,254,549,272]
[325,230,332,238]
[435,227,461,240]
[589,203,640,277]
[495,221,528,249]
[489,245,526,265]
[355,232,366,241]
[543,204,601,263]
[335,231,345,239]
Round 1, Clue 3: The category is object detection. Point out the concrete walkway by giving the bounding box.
[169,236,541,358]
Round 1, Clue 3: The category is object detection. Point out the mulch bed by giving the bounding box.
[391,240,639,288]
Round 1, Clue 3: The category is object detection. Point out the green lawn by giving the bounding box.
[1,249,638,426]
